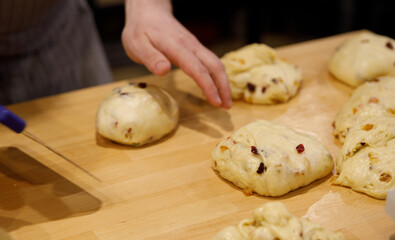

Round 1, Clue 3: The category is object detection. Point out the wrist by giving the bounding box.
[125,0,172,16]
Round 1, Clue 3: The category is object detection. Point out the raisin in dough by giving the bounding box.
[221,43,302,104]
[212,202,345,240]
[328,32,395,87]
[96,83,179,146]
[211,120,333,197]
[333,76,395,143]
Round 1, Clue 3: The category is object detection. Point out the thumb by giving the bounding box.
[122,32,171,76]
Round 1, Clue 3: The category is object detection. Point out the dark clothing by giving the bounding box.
[0,0,113,104]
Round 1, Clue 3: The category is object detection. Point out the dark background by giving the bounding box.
[87,0,395,76]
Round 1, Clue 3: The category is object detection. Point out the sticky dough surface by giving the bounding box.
[328,32,395,87]
[333,76,395,143]
[96,83,179,146]
[211,120,333,197]
[221,43,302,104]
[332,77,395,199]
[333,139,395,199]
[212,202,345,240]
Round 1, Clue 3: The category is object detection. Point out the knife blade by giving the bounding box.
[0,104,101,182]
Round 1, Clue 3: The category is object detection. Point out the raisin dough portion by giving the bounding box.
[333,140,395,199]
[337,116,395,172]
[212,202,345,240]
[333,76,395,143]
[332,76,395,198]
[221,43,302,104]
[96,83,179,146]
[333,116,395,199]
[328,32,395,87]
[211,120,333,197]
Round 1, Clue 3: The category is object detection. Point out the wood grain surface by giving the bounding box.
[0,30,394,240]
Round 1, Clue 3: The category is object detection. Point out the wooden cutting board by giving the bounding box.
[0,30,394,240]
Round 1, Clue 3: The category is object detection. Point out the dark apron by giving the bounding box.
[0,0,113,104]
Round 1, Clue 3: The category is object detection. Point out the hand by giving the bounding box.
[122,0,232,108]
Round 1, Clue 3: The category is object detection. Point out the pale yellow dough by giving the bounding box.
[333,76,395,143]
[337,116,395,172]
[211,120,333,197]
[334,116,395,199]
[96,83,179,146]
[212,202,345,240]
[328,32,395,87]
[333,139,395,199]
[332,76,395,199]
[221,43,302,104]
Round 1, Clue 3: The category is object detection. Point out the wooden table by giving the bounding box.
[0,31,394,240]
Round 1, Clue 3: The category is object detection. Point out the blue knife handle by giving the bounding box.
[0,104,26,133]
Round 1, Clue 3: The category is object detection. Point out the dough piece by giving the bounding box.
[333,76,395,143]
[211,120,333,197]
[212,202,345,240]
[333,116,395,199]
[332,76,395,198]
[337,116,395,172]
[332,139,395,199]
[328,32,395,87]
[221,43,302,104]
[96,83,179,146]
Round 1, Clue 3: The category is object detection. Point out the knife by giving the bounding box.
[0,104,101,182]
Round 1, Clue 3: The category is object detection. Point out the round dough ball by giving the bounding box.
[221,43,302,104]
[96,83,179,146]
[211,120,333,197]
[328,32,395,87]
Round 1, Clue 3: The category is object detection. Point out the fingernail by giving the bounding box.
[154,61,168,75]
[227,99,232,108]
[215,95,222,106]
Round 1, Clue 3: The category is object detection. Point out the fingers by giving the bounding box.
[121,17,232,108]
[177,52,223,107]
[150,33,231,108]
[194,47,232,109]
[122,31,171,76]
[169,45,222,106]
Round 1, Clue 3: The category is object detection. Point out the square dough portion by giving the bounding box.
[333,140,395,199]
[212,202,345,240]
[332,77,395,199]
[333,76,395,143]
[333,115,395,199]
[221,43,302,104]
[328,32,395,87]
[337,116,395,172]
[212,120,333,197]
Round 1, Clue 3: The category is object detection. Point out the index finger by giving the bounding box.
[194,47,232,109]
